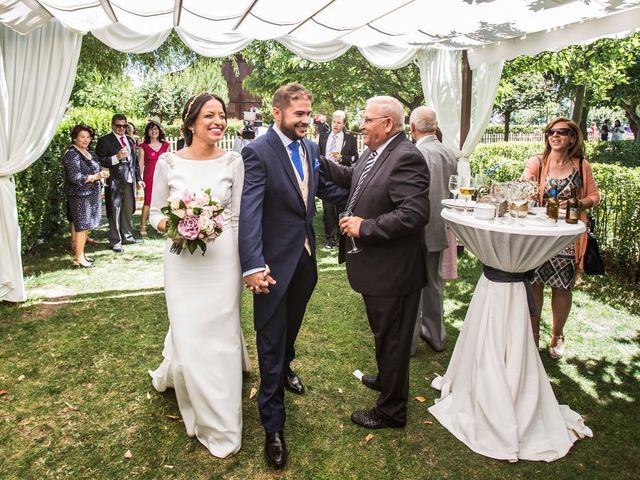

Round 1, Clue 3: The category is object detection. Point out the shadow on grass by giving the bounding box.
[578,274,640,317]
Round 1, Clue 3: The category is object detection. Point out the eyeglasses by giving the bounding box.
[113,124,128,128]
[546,128,573,137]
[360,116,390,125]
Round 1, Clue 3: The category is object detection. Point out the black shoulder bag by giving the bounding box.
[579,158,605,275]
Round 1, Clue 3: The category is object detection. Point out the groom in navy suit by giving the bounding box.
[238,83,346,469]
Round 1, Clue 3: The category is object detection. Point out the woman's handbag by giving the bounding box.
[583,213,605,275]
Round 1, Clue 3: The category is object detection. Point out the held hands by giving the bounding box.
[137,181,146,190]
[244,264,277,295]
[339,216,363,238]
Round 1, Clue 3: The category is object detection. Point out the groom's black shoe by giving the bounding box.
[361,374,382,392]
[351,408,405,430]
[285,367,305,395]
[264,431,288,469]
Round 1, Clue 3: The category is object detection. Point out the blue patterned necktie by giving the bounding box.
[288,141,304,180]
[346,150,378,213]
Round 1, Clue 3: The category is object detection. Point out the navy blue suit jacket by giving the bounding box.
[238,127,346,330]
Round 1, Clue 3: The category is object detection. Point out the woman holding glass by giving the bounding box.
[62,124,109,268]
[521,117,600,358]
[138,120,170,235]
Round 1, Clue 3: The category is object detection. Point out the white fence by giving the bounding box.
[166,131,544,153]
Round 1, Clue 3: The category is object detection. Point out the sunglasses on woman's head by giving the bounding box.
[546,128,573,136]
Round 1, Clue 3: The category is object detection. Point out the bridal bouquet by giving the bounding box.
[161,188,224,255]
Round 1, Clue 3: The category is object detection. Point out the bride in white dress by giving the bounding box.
[148,93,249,458]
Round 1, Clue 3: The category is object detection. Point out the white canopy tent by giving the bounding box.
[1,0,640,302]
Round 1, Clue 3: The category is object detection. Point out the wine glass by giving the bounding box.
[489,182,506,222]
[509,183,528,226]
[448,175,460,202]
[458,176,476,215]
[338,211,362,254]
[475,173,490,192]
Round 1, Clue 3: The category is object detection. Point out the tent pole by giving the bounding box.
[460,50,472,150]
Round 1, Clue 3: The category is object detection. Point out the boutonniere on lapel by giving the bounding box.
[313,158,320,171]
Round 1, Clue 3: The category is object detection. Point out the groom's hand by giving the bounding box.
[244,265,276,295]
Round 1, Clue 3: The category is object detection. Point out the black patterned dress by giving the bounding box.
[62,146,102,231]
[533,169,582,289]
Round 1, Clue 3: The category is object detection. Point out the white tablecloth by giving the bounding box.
[429,208,593,462]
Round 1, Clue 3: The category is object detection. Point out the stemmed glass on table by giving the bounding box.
[458,176,476,215]
[489,181,506,222]
[448,175,460,203]
[338,211,362,254]
[508,182,529,226]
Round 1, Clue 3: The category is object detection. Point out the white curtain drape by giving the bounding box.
[92,23,171,53]
[417,49,503,177]
[0,19,82,302]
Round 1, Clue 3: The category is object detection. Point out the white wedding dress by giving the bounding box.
[148,151,250,458]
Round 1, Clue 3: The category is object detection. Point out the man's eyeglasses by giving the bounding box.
[360,116,390,125]
[546,128,573,137]
[113,124,128,128]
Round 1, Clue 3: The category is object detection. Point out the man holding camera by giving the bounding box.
[318,110,359,249]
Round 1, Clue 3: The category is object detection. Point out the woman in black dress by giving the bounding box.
[62,124,109,268]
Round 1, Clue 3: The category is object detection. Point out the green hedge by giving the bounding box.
[470,142,640,279]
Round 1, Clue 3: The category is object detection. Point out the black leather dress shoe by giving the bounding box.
[111,246,123,253]
[264,431,287,469]
[123,238,143,244]
[361,374,382,392]
[285,367,305,395]
[351,408,404,429]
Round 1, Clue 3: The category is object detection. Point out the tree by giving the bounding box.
[241,41,424,121]
[139,58,228,124]
[532,34,640,130]
[494,57,553,140]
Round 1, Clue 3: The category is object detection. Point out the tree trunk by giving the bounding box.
[572,85,586,125]
[580,104,590,139]
[504,110,511,142]
[621,101,640,141]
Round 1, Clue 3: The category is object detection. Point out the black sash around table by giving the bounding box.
[483,265,537,318]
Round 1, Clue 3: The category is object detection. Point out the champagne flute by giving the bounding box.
[489,182,506,222]
[448,175,460,203]
[338,211,362,254]
[458,176,476,215]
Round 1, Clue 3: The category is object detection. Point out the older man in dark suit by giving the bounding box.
[318,110,359,249]
[239,83,347,469]
[320,96,430,429]
[96,114,144,252]
[409,106,458,354]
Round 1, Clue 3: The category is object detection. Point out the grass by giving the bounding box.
[1,209,639,479]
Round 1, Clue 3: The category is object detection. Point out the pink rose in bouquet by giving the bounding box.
[161,187,224,255]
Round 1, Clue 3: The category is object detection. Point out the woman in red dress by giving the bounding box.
[138,120,170,235]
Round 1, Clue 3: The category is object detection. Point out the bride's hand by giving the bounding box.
[244,266,276,295]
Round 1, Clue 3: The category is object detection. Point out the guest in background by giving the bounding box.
[138,120,170,236]
[96,114,144,252]
[62,124,109,268]
[313,113,330,137]
[599,119,609,141]
[611,120,625,141]
[127,122,141,147]
[521,117,600,359]
[318,110,359,249]
[409,106,458,354]
[588,122,598,142]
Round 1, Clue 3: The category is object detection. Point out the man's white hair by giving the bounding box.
[333,110,346,122]
[409,106,437,133]
[366,96,405,131]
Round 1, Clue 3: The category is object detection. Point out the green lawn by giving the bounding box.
[1,212,639,480]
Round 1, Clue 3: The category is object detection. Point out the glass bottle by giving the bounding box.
[546,179,559,223]
[565,186,580,224]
